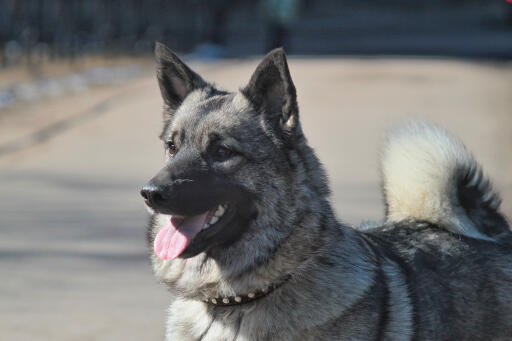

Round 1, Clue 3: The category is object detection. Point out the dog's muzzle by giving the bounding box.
[141,172,224,216]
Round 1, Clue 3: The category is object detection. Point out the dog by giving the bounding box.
[141,42,512,340]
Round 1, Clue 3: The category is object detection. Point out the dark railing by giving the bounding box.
[1,0,511,67]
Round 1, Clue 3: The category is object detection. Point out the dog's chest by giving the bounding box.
[166,299,299,341]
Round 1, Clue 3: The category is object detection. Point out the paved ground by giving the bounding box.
[0,57,511,340]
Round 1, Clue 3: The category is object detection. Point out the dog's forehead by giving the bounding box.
[166,90,255,140]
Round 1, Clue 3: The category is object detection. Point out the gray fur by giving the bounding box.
[143,43,512,340]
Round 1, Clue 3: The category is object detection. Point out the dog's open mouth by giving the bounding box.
[154,204,228,260]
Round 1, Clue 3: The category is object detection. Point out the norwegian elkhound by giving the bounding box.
[141,42,512,340]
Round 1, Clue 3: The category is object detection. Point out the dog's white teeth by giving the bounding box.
[214,205,225,217]
[204,205,226,229]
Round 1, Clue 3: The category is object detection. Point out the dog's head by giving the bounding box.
[142,43,327,264]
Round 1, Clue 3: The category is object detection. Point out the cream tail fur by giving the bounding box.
[381,121,507,241]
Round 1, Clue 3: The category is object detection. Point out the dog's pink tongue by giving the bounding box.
[154,212,209,260]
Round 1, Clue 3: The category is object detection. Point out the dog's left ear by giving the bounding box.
[242,48,299,142]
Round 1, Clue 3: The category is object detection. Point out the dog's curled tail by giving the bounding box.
[381,121,509,241]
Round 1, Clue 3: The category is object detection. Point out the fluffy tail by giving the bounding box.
[381,121,509,241]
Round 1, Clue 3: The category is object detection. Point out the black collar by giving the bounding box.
[203,275,292,307]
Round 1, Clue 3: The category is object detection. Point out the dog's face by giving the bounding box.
[141,43,303,261]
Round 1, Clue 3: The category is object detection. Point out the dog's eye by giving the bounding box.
[166,142,177,157]
[214,146,233,160]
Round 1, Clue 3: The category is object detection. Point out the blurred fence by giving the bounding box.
[0,0,227,66]
[1,0,511,67]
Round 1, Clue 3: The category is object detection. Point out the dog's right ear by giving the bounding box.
[155,42,207,115]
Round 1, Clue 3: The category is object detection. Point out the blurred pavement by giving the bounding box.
[0,57,511,340]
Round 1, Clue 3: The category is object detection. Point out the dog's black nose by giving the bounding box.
[140,185,168,208]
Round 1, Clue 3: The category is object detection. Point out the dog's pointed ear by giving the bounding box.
[242,48,299,141]
[155,42,207,113]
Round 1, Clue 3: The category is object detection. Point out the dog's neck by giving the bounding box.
[152,207,376,310]
[200,274,292,306]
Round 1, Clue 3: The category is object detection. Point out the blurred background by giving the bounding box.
[1,0,512,62]
[1,1,511,340]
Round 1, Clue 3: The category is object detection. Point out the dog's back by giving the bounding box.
[362,222,512,340]
[366,121,512,340]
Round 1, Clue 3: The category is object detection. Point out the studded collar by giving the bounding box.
[203,275,292,307]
